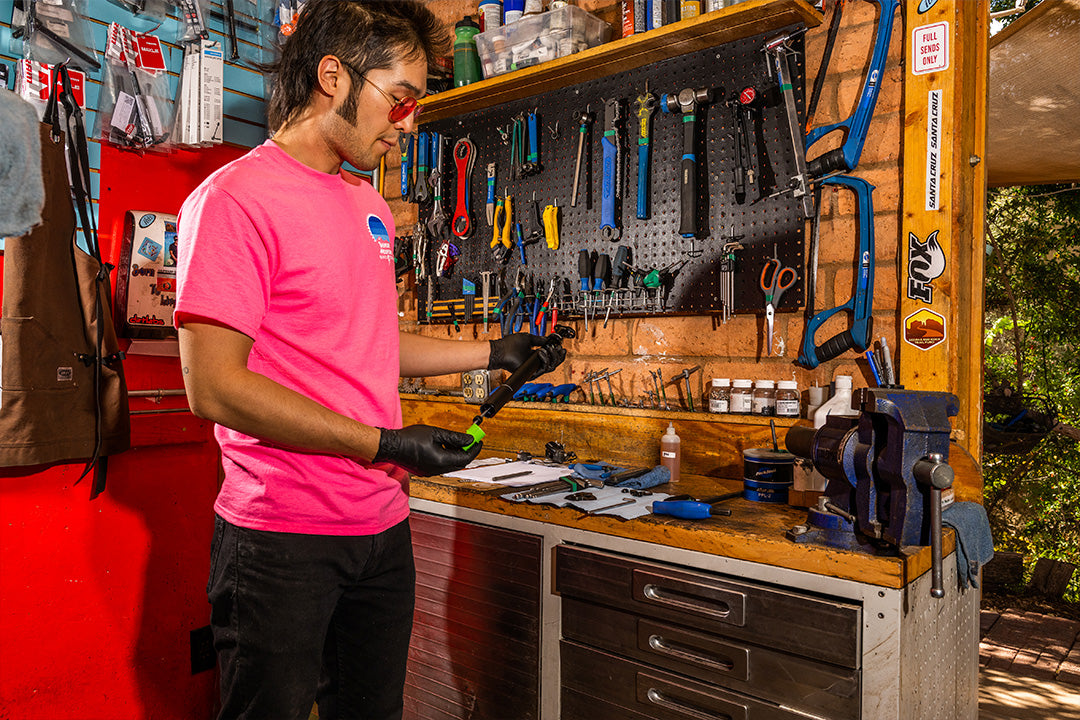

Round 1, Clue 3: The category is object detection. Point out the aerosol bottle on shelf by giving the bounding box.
[660,422,681,484]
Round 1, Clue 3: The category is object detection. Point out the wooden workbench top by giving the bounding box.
[402,394,966,589]
[409,470,954,590]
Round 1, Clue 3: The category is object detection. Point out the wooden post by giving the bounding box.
[900,0,988,455]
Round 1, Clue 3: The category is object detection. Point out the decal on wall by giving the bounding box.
[904,308,946,350]
[907,230,946,303]
[912,21,950,75]
[925,89,942,211]
[917,0,940,13]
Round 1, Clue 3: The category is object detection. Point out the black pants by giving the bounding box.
[207,515,416,720]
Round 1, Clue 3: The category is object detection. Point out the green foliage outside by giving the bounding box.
[983,184,1080,602]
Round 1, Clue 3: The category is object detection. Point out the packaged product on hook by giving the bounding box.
[176,0,210,43]
[96,23,175,150]
[106,0,173,25]
[13,0,101,71]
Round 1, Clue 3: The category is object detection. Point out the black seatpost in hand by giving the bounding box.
[463,325,575,449]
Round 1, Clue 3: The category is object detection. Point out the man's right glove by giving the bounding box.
[373,424,483,477]
[488,332,567,381]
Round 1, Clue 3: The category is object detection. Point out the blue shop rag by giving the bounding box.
[942,501,994,590]
[569,462,620,480]
[608,465,670,490]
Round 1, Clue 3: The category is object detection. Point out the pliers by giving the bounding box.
[495,270,528,336]
[533,277,559,335]
[490,194,513,264]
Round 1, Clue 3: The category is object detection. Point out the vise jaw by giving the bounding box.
[786,388,959,595]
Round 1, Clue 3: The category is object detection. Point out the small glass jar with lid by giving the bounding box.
[708,378,730,414]
[752,379,776,416]
[776,380,800,417]
[730,379,753,414]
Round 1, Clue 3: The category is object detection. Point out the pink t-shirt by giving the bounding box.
[176,140,408,535]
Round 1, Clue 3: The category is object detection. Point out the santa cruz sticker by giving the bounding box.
[366,214,394,265]
[904,308,946,351]
[925,89,942,211]
[907,230,946,303]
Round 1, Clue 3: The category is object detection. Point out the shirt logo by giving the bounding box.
[367,214,393,265]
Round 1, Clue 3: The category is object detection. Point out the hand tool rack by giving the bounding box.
[413,1,822,329]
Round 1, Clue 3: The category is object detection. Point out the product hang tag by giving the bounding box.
[110,91,138,136]
[133,33,166,72]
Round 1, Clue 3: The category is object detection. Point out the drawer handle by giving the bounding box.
[648,634,735,674]
[645,688,739,720]
[642,583,731,618]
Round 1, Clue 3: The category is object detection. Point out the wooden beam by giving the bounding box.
[899,0,988,457]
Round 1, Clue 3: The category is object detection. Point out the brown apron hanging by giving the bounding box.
[0,63,130,497]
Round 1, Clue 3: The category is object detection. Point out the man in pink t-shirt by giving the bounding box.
[174,3,565,719]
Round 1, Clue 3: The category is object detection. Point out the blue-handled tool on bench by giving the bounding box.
[798,175,875,368]
[652,491,742,519]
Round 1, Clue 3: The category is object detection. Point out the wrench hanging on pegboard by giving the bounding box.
[415,25,809,326]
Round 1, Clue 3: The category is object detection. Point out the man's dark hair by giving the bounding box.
[265,0,448,131]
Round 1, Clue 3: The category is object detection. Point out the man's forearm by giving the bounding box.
[185,363,382,461]
[399,332,490,377]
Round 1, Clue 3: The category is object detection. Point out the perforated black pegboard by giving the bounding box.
[416,25,807,325]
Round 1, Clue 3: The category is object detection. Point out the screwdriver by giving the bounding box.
[593,253,610,312]
[578,249,594,327]
[651,491,742,519]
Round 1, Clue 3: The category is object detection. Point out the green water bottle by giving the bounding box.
[454,16,482,87]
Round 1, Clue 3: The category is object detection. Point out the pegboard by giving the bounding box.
[416,25,808,326]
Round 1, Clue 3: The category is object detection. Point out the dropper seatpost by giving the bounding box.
[463,325,576,449]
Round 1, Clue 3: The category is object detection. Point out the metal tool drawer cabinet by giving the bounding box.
[405,511,543,720]
[555,544,863,718]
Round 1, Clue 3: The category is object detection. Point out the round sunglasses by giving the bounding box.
[340,60,422,123]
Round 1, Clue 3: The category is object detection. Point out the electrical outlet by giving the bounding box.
[190,625,215,675]
[461,370,490,404]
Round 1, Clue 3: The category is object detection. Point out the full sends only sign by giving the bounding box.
[912,22,949,75]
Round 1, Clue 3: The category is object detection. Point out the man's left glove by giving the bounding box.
[488,332,567,381]
[373,424,483,477]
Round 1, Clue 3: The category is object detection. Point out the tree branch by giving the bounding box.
[1052,421,1080,443]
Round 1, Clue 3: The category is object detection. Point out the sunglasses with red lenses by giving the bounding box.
[339,60,422,123]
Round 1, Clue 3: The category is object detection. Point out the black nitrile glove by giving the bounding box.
[488,332,567,381]
[373,425,483,477]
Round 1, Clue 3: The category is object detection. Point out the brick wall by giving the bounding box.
[392,0,904,409]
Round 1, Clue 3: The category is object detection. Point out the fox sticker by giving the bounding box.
[907,230,946,303]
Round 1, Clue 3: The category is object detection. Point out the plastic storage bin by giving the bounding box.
[476,5,612,78]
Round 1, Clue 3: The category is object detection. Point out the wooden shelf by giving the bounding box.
[418,0,822,123]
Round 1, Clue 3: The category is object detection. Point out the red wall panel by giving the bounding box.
[1,143,248,719]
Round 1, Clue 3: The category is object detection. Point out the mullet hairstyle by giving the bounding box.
[264,0,448,131]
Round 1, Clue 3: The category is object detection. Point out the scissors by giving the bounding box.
[759,244,797,356]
